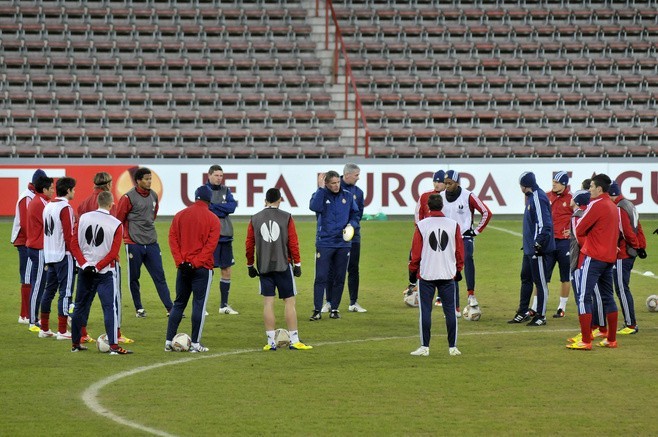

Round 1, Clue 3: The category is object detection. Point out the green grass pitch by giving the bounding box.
[1,217,657,436]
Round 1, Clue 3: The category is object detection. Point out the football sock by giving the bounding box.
[289,330,299,344]
[220,280,230,307]
[21,283,31,318]
[606,311,618,342]
[40,312,49,332]
[579,313,593,343]
[58,315,67,334]
[81,326,88,337]
[266,330,275,345]
[117,328,123,338]
[530,296,537,312]
[165,340,172,346]
[558,297,568,310]
[468,290,474,296]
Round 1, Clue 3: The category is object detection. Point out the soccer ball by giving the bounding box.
[274,329,291,348]
[462,305,482,321]
[403,289,419,307]
[97,333,110,353]
[646,295,658,312]
[172,333,192,352]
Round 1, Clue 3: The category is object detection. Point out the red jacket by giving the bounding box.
[115,186,158,244]
[245,213,301,266]
[169,200,221,270]
[26,192,50,250]
[77,188,117,217]
[12,183,35,246]
[575,193,619,264]
[613,195,647,259]
[409,210,464,279]
[415,189,441,223]
[547,187,573,239]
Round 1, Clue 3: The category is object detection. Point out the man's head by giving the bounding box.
[134,168,152,190]
[608,181,621,199]
[444,170,459,193]
[342,163,360,186]
[97,191,114,210]
[433,170,446,192]
[552,171,569,194]
[589,174,611,199]
[519,171,536,194]
[194,185,212,203]
[581,178,591,190]
[427,193,444,211]
[56,177,76,199]
[93,172,113,191]
[572,189,591,208]
[32,169,47,185]
[324,170,341,193]
[265,188,282,207]
[35,176,55,198]
[208,165,224,186]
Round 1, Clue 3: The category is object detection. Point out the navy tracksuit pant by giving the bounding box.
[27,248,46,325]
[516,253,550,316]
[126,243,173,312]
[577,256,617,317]
[72,266,121,345]
[166,268,212,344]
[418,279,458,348]
[454,237,474,308]
[613,257,637,327]
[41,254,76,317]
[314,246,350,311]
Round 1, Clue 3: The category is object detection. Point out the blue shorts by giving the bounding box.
[546,238,571,283]
[259,266,296,299]
[213,241,235,269]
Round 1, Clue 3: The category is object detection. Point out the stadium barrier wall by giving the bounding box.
[2,159,658,217]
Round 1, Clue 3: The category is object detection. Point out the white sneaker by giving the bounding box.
[56,331,72,340]
[321,302,331,313]
[449,347,462,356]
[434,299,442,307]
[348,303,367,313]
[410,346,429,356]
[468,295,479,307]
[219,305,239,315]
[38,329,56,338]
[190,343,209,353]
[18,316,29,324]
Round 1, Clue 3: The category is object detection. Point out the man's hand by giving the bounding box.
[533,243,544,256]
[455,271,463,282]
[82,265,97,278]
[179,262,193,274]
[293,265,302,277]
[317,173,325,188]
[637,248,647,259]
[462,229,476,238]
[248,265,259,278]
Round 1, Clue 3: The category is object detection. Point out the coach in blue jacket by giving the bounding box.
[508,171,555,326]
[309,170,359,321]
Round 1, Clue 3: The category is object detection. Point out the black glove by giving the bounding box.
[455,271,463,282]
[462,229,476,238]
[533,243,544,256]
[248,265,259,278]
[179,262,193,275]
[654,228,658,235]
[82,265,97,278]
[637,248,647,259]
[293,265,302,277]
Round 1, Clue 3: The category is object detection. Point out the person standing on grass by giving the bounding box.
[206,165,239,315]
[408,194,464,357]
[608,181,647,336]
[11,169,46,325]
[323,163,367,314]
[309,170,359,321]
[545,171,574,318]
[70,191,132,355]
[508,172,554,326]
[165,186,220,354]
[76,171,131,344]
[567,174,620,350]
[440,170,492,314]
[246,188,312,351]
[39,177,77,340]
[25,175,55,333]
[116,167,173,318]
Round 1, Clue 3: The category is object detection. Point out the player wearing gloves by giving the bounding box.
[608,181,647,335]
[70,192,130,355]
[408,194,464,357]
[165,186,220,353]
[309,170,359,320]
[440,170,492,312]
[246,188,311,351]
[509,172,555,326]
